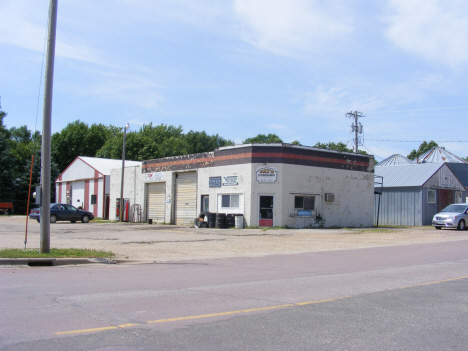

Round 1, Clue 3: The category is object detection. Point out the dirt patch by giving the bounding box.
[2,216,468,262]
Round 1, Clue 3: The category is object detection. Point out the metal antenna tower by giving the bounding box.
[346,111,364,153]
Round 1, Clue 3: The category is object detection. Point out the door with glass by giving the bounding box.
[259,195,273,227]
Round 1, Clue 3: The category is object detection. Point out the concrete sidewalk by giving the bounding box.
[0,257,118,266]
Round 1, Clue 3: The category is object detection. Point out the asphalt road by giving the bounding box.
[2,241,468,350]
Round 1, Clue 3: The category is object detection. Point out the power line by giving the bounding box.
[366,139,468,143]
[369,105,468,114]
[35,8,49,133]
[374,112,468,118]
[361,145,383,160]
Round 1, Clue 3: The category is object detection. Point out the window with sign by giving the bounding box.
[294,195,315,210]
[455,191,462,204]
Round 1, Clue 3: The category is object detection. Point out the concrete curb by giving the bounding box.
[0,257,117,266]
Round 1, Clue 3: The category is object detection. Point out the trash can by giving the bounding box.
[148,219,153,224]
[235,215,244,229]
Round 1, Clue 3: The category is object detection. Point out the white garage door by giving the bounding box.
[175,172,197,226]
[71,181,85,208]
[146,182,166,223]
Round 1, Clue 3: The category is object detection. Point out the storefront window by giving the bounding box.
[221,194,239,208]
[294,195,315,210]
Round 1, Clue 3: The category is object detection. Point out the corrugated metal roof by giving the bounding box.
[418,147,467,164]
[375,163,442,187]
[378,154,415,166]
[79,157,142,175]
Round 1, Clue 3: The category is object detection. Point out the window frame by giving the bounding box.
[427,189,436,204]
[221,194,240,209]
[294,195,315,211]
[91,194,97,205]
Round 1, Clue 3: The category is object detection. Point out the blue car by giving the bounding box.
[29,203,94,223]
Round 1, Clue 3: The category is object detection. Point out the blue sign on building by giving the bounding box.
[209,176,222,188]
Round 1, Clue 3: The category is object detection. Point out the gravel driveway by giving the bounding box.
[2,216,468,262]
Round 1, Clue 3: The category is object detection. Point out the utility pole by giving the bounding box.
[346,111,364,153]
[40,0,58,253]
[119,123,130,222]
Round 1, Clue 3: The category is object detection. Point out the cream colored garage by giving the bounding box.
[146,182,166,223]
[175,172,197,225]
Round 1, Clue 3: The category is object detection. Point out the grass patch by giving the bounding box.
[245,226,289,231]
[0,248,115,259]
[343,228,398,234]
[90,218,118,223]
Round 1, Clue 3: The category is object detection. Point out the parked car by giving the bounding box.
[432,203,468,230]
[29,203,94,223]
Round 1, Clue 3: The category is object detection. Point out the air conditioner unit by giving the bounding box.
[325,193,334,202]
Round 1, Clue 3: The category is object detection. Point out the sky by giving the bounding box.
[1,0,468,161]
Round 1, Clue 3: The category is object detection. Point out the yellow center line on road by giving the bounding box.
[55,275,468,336]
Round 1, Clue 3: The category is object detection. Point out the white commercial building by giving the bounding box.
[110,144,375,228]
[55,156,141,219]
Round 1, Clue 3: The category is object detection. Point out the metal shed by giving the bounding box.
[374,163,466,226]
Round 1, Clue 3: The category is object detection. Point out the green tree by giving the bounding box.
[125,123,185,160]
[51,120,116,172]
[313,141,368,155]
[291,140,302,145]
[97,123,234,161]
[0,111,14,202]
[243,133,283,144]
[407,140,439,160]
[183,130,234,154]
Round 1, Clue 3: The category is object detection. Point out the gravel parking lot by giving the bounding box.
[2,216,468,262]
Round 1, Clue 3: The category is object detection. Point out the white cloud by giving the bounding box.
[385,0,468,67]
[0,0,106,65]
[233,0,353,56]
[298,72,448,124]
[72,66,167,112]
[268,124,289,131]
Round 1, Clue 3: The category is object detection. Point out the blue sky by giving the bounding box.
[1,0,468,161]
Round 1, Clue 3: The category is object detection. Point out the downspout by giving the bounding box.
[134,166,137,205]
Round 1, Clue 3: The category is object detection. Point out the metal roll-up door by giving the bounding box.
[147,182,166,223]
[175,172,197,225]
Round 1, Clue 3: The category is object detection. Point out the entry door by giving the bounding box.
[201,195,209,212]
[438,189,454,212]
[259,195,274,227]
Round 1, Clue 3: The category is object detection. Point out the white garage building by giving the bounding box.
[55,156,141,219]
[110,144,375,228]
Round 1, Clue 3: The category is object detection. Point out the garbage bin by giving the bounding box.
[235,214,244,229]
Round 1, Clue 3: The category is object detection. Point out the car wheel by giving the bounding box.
[36,219,40,223]
[50,215,57,224]
[457,220,466,230]
[82,215,90,223]
[435,226,442,230]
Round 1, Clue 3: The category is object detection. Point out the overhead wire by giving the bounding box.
[366,139,468,143]
[34,5,50,133]
[369,105,468,114]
